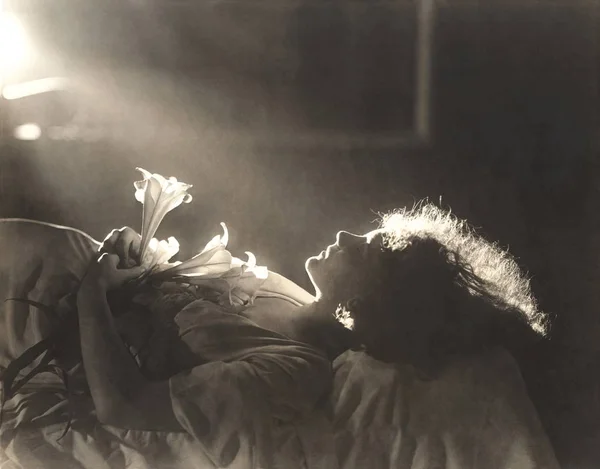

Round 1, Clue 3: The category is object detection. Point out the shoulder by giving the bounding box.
[441,347,527,400]
[430,347,537,428]
[404,348,533,434]
[173,299,237,331]
[470,347,527,392]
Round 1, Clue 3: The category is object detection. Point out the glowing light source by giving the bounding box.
[0,11,32,82]
[13,123,42,140]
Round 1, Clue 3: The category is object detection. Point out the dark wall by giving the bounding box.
[1,2,598,344]
[431,5,599,464]
[434,3,598,347]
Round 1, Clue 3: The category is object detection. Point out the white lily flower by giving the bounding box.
[154,223,232,279]
[134,167,193,262]
[141,236,180,271]
[152,225,268,307]
[130,168,268,308]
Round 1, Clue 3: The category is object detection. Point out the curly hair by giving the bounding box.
[381,203,548,333]
[353,202,550,371]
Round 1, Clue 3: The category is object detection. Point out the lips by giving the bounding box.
[314,244,338,261]
[324,245,339,258]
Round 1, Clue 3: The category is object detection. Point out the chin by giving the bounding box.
[304,257,323,299]
[304,255,320,273]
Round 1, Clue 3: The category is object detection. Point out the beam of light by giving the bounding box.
[0,11,32,83]
[2,77,70,99]
[13,123,42,140]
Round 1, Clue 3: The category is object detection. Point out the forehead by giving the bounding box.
[342,229,385,265]
[338,231,386,282]
[365,229,386,245]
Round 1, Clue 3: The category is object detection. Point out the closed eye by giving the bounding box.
[340,242,369,263]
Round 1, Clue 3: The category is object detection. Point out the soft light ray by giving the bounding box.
[2,77,69,99]
[0,12,32,81]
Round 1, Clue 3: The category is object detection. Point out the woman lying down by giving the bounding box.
[0,205,559,469]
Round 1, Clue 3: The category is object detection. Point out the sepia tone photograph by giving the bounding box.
[0,0,598,467]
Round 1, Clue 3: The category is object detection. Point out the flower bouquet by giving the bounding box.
[132,167,268,308]
[0,168,269,436]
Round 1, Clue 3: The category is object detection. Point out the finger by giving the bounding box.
[121,226,142,263]
[99,229,121,253]
[119,265,147,284]
[115,235,132,267]
[128,232,142,263]
[98,252,120,268]
[117,227,142,266]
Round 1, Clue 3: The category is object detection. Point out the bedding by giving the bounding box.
[0,219,560,469]
[330,349,561,469]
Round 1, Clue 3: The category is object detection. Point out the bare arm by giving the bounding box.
[76,261,183,431]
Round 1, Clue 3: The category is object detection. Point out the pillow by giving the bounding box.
[0,219,99,369]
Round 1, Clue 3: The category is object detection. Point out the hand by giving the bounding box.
[84,253,147,292]
[99,227,142,268]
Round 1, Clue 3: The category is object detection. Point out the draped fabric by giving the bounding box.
[330,349,561,469]
[0,219,334,469]
[168,300,334,469]
[0,219,98,371]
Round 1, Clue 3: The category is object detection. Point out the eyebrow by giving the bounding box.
[344,234,383,265]
[366,230,385,245]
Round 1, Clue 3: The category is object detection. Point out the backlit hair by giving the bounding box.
[344,202,552,372]
[379,202,549,337]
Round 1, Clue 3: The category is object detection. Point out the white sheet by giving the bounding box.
[330,349,560,469]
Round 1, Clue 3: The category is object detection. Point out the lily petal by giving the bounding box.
[156,224,232,278]
[158,249,233,278]
[134,167,192,260]
[244,251,257,270]
[154,237,180,265]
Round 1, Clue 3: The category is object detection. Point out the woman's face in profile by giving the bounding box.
[305,229,385,303]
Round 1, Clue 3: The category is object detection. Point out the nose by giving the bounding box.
[336,231,364,248]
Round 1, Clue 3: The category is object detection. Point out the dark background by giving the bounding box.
[1,1,599,465]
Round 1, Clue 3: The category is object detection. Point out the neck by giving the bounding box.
[243,296,356,360]
[292,300,357,360]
